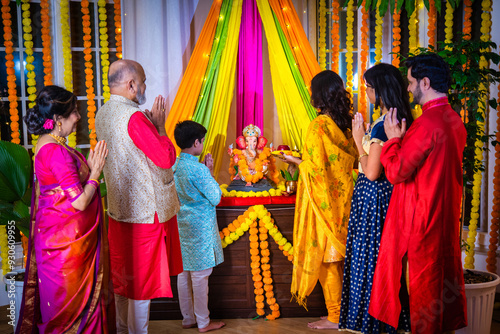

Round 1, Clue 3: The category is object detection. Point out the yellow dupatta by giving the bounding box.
[291,115,358,307]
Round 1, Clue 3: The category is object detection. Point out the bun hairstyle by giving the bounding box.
[310,70,353,132]
[24,85,77,135]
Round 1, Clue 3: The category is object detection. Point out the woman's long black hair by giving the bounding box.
[364,63,414,128]
[310,70,353,133]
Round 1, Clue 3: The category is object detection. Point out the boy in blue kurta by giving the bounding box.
[173,120,225,333]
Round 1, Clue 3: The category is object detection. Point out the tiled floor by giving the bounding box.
[0,304,499,333]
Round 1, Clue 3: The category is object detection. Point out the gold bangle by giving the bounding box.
[359,153,368,159]
[89,178,100,184]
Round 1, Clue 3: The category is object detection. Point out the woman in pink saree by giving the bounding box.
[17,86,115,333]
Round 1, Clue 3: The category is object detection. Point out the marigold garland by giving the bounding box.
[82,0,97,149]
[40,0,52,86]
[330,0,340,73]
[408,2,417,54]
[463,0,473,39]
[374,0,383,64]
[345,0,354,103]
[2,0,19,144]
[229,148,279,185]
[444,2,454,49]
[258,218,280,320]
[21,231,28,267]
[60,0,73,91]
[220,183,285,198]
[0,226,9,273]
[219,205,295,319]
[465,0,492,269]
[460,0,473,123]
[359,1,369,120]
[427,0,437,48]
[114,0,122,59]
[60,0,76,147]
[318,0,327,70]
[487,75,500,273]
[391,0,401,68]
[98,0,111,102]
[21,0,38,151]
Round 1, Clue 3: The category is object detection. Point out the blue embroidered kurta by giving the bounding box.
[174,153,224,271]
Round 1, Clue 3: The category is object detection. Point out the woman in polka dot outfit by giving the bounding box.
[339,63,414,334]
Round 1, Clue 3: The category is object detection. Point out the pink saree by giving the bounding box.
[16,143,115,334]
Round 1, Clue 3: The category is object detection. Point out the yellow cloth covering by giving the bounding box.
[291,115,357,315]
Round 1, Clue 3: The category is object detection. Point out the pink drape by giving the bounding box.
[237,0,263,135]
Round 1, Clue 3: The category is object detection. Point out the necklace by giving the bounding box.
[48,133,67,145]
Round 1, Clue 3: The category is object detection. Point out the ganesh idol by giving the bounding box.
[227,124,280,190]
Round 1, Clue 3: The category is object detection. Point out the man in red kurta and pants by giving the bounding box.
[96,60,183,334]
[369,53,467,334]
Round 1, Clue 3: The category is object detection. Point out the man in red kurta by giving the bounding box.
[96,60,183,333]
[369,53,467,334]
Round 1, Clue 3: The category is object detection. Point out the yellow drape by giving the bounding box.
[291,115,357,306]
[165,1,223,151]
[268,0,321,90]
[202,0,243,179]
[256,0,313,149]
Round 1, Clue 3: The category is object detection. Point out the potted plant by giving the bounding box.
[399,35,500,334]
[0,140,31,331]
[280,168,299,194]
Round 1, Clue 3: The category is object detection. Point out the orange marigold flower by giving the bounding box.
[250,262,260,269]
[263,277,273,285]
[253,281,265,290]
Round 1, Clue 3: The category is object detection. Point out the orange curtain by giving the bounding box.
[268,0,321,90]
[165,1,223,150]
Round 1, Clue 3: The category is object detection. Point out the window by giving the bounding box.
[0,0,120,148]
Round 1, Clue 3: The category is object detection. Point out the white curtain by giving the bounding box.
[122,0,210,111]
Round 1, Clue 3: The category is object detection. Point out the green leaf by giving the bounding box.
[0,141,32,202]
[0,207,18,224]
[21,187,32,207]
[292,169,299,181]
[405,0,416,18]
[13,200,29,219]
[434,0,441,14]
[390,0,397,14]
[396,0,405,12]
[459,54,467,65]
[15,217,30,237]
[489,98,498,109]
[99,182,107,197]
[423,0,430,11]
[379,0,389,17]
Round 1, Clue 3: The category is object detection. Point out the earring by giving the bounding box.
[57,122,62,132]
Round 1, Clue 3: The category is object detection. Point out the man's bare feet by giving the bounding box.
[198,321,225,333]
[320,316,328,320]
[307,319,339,329]
[182,323,197,329]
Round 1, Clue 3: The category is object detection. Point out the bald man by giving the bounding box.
[96,59,183,333]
